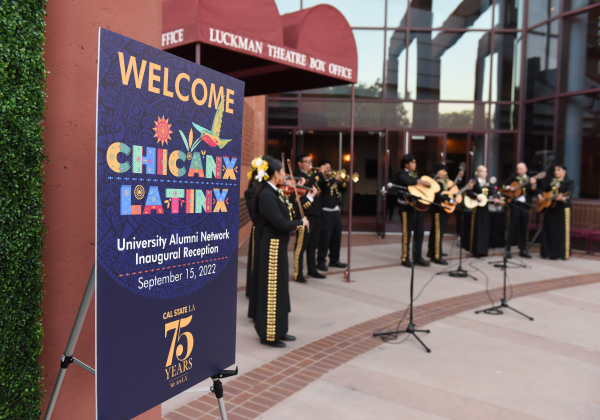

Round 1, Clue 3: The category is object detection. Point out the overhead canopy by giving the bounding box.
[162,0,357,96]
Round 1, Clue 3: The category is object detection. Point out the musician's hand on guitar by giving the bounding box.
[530,178,537,185]
[557,193,565,202]
[418,179,431,187]
[308,187,318,199]
[508,186,516,192]
[458,170,464,179]
[477,196,483,202]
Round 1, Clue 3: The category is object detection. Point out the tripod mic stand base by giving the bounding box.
[438,267,477,281]
[373,323,432,353]
[475,299,534,321]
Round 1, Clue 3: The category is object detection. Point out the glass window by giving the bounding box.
[557,93,600,199]
[385,102,413,128]
[494,0,523,29]
[525,22,558,99]
[489,133,518,182]
[354,30,385,99]
[266,129,294,160]
[302,0,385,27]
[269,91,298,98]
[301,85,352,98]
[410,103,486,130]
[490,104,519,130]
[300,100,351,127]
[354,102,384,128]
[560,8,600,92]
[407,31,491,101]
[385,30,407,99]
[409,0,493,29]
[268,100,298,126]
[274,0,301,15]
[523,100,555,173]
[527,0,559,28]
[387,0,409,28]
[564,0,600,11]
[492,33,521,101]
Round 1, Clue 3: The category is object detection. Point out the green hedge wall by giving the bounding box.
[0,0,47,418]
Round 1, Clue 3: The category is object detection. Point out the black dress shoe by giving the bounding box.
[317,264,329,272]
[295,276,307,283]
[414,258,431,267]
[442,252,448,257]
[432,258,448,265]
[329,261,347,268]
[260,339,286,348]
[506,252,513,259]
[401,260,413,268]
[519,251,532,259]
[308,271,326,279]
[280,334,296,341]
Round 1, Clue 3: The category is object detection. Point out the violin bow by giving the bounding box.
[286,158,308,231]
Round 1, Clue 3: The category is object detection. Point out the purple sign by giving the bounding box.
[95,28,243,419]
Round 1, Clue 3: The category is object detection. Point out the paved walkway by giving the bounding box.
[162,234,600,420]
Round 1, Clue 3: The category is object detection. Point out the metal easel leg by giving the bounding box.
[44,265,96,420]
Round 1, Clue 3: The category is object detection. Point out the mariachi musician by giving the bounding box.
[465,165,501,258]
[317,160,348,271]
[427,162,463,265]
[252,155,309,347]
[502,162,537,259]
[293,154,326,282]
[245,168,261,320]
[397,154,431,268]
[540,164,574,260]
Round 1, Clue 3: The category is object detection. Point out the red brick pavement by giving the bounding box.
[164,272,600,420]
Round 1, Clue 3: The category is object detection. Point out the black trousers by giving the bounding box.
[400,204,425,262]
[507,202,529,251]
[427,210,449,260]
[293,214,322,278]
[318,211,342,266]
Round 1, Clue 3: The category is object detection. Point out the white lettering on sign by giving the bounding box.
[328,63,352,80]
[309,57,326,72]
[204,27,352,82]
[209,28,263,54]
[162,29,184,47]
[266,45,307,66]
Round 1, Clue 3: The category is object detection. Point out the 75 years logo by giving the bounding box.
[164,313,194,384]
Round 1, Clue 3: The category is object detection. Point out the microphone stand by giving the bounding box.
[373,187,442,353]
[488,192,535,269]
[437,204,477,280]
[476,194,534,321]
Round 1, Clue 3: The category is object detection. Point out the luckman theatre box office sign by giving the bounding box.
[95,28,243,419]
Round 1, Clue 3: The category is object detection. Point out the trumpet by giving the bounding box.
[310,167,359,183]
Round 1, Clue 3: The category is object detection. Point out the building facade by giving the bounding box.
[266,0,600,232]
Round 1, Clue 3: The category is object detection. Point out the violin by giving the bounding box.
[277,182,310,196]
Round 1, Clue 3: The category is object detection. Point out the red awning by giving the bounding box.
[162,0,357,96]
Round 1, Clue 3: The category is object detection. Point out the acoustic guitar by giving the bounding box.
[503,171,547,200]
[463,181,489,209]
[440,163,466,214]
[404,175,441,212]
[536,191,571,212]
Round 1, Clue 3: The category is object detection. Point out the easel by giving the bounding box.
[44,264,238,420]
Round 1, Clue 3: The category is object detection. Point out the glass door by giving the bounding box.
[380,131,405,234]
[407,132,446,176]
[467,132,487,182]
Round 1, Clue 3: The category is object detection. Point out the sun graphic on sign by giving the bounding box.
[153,115,173,146]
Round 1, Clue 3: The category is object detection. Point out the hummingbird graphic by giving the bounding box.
[192,97,232,149]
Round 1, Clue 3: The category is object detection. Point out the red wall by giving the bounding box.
[41,1,162,419]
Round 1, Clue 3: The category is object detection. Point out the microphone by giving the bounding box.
[387,182,408,191]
